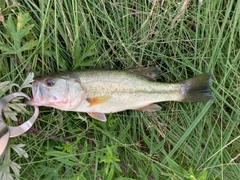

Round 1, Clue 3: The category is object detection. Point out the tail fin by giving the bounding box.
[180,73,212,102]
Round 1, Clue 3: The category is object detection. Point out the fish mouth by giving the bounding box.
[27,81,48,106]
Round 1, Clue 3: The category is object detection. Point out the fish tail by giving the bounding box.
[179,73,212,102]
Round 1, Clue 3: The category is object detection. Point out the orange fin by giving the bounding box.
[134,104,162,112]
[87,96,110,107]
[87,112,107,122]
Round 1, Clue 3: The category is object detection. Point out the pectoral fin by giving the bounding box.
[87,96,110,107]
[87,112,107,122]
[134,104,162,112]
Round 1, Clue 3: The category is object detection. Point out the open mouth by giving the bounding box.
[27,82,47,106]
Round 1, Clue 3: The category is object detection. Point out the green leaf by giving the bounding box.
[0,45,17,54]
[45,151,79,166]
[72,41,97,69]
[151,163,159,180]
[0,2,5,9]
[115,178,136,180]
[80,42,98,61]
[17,13,32,31]
[150,140,164,154]
[113,162,122,172]
[137,167,146,178]
[19,40,38,52]
[73,39,82,61]
[4,15,16,37]
[100,146,120,164]
[2,13,34,50]
[188,167,197,180]
[79,58,95,67]
[107,166,114,180]
[142,134,151,148]
[198,171,208,180]
[166,156,189,178]
[17,24,34,40]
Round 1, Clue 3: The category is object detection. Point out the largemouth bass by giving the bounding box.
[28,68,212,121]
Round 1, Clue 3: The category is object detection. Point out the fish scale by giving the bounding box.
[28,68,212,122]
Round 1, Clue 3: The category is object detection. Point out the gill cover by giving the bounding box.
[28,77,87,110]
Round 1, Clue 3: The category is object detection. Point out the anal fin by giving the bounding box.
[87,112,107,122]
[133,104,162,112]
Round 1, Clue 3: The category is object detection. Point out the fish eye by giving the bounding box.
[45,78,55,87]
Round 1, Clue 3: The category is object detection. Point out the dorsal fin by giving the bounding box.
[126,66,161,80]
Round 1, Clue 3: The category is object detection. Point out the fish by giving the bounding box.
[27,67,212,122]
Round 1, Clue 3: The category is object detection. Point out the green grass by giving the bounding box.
[0,0,239,179]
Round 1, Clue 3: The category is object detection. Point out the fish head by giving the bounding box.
[28,75,87,110]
